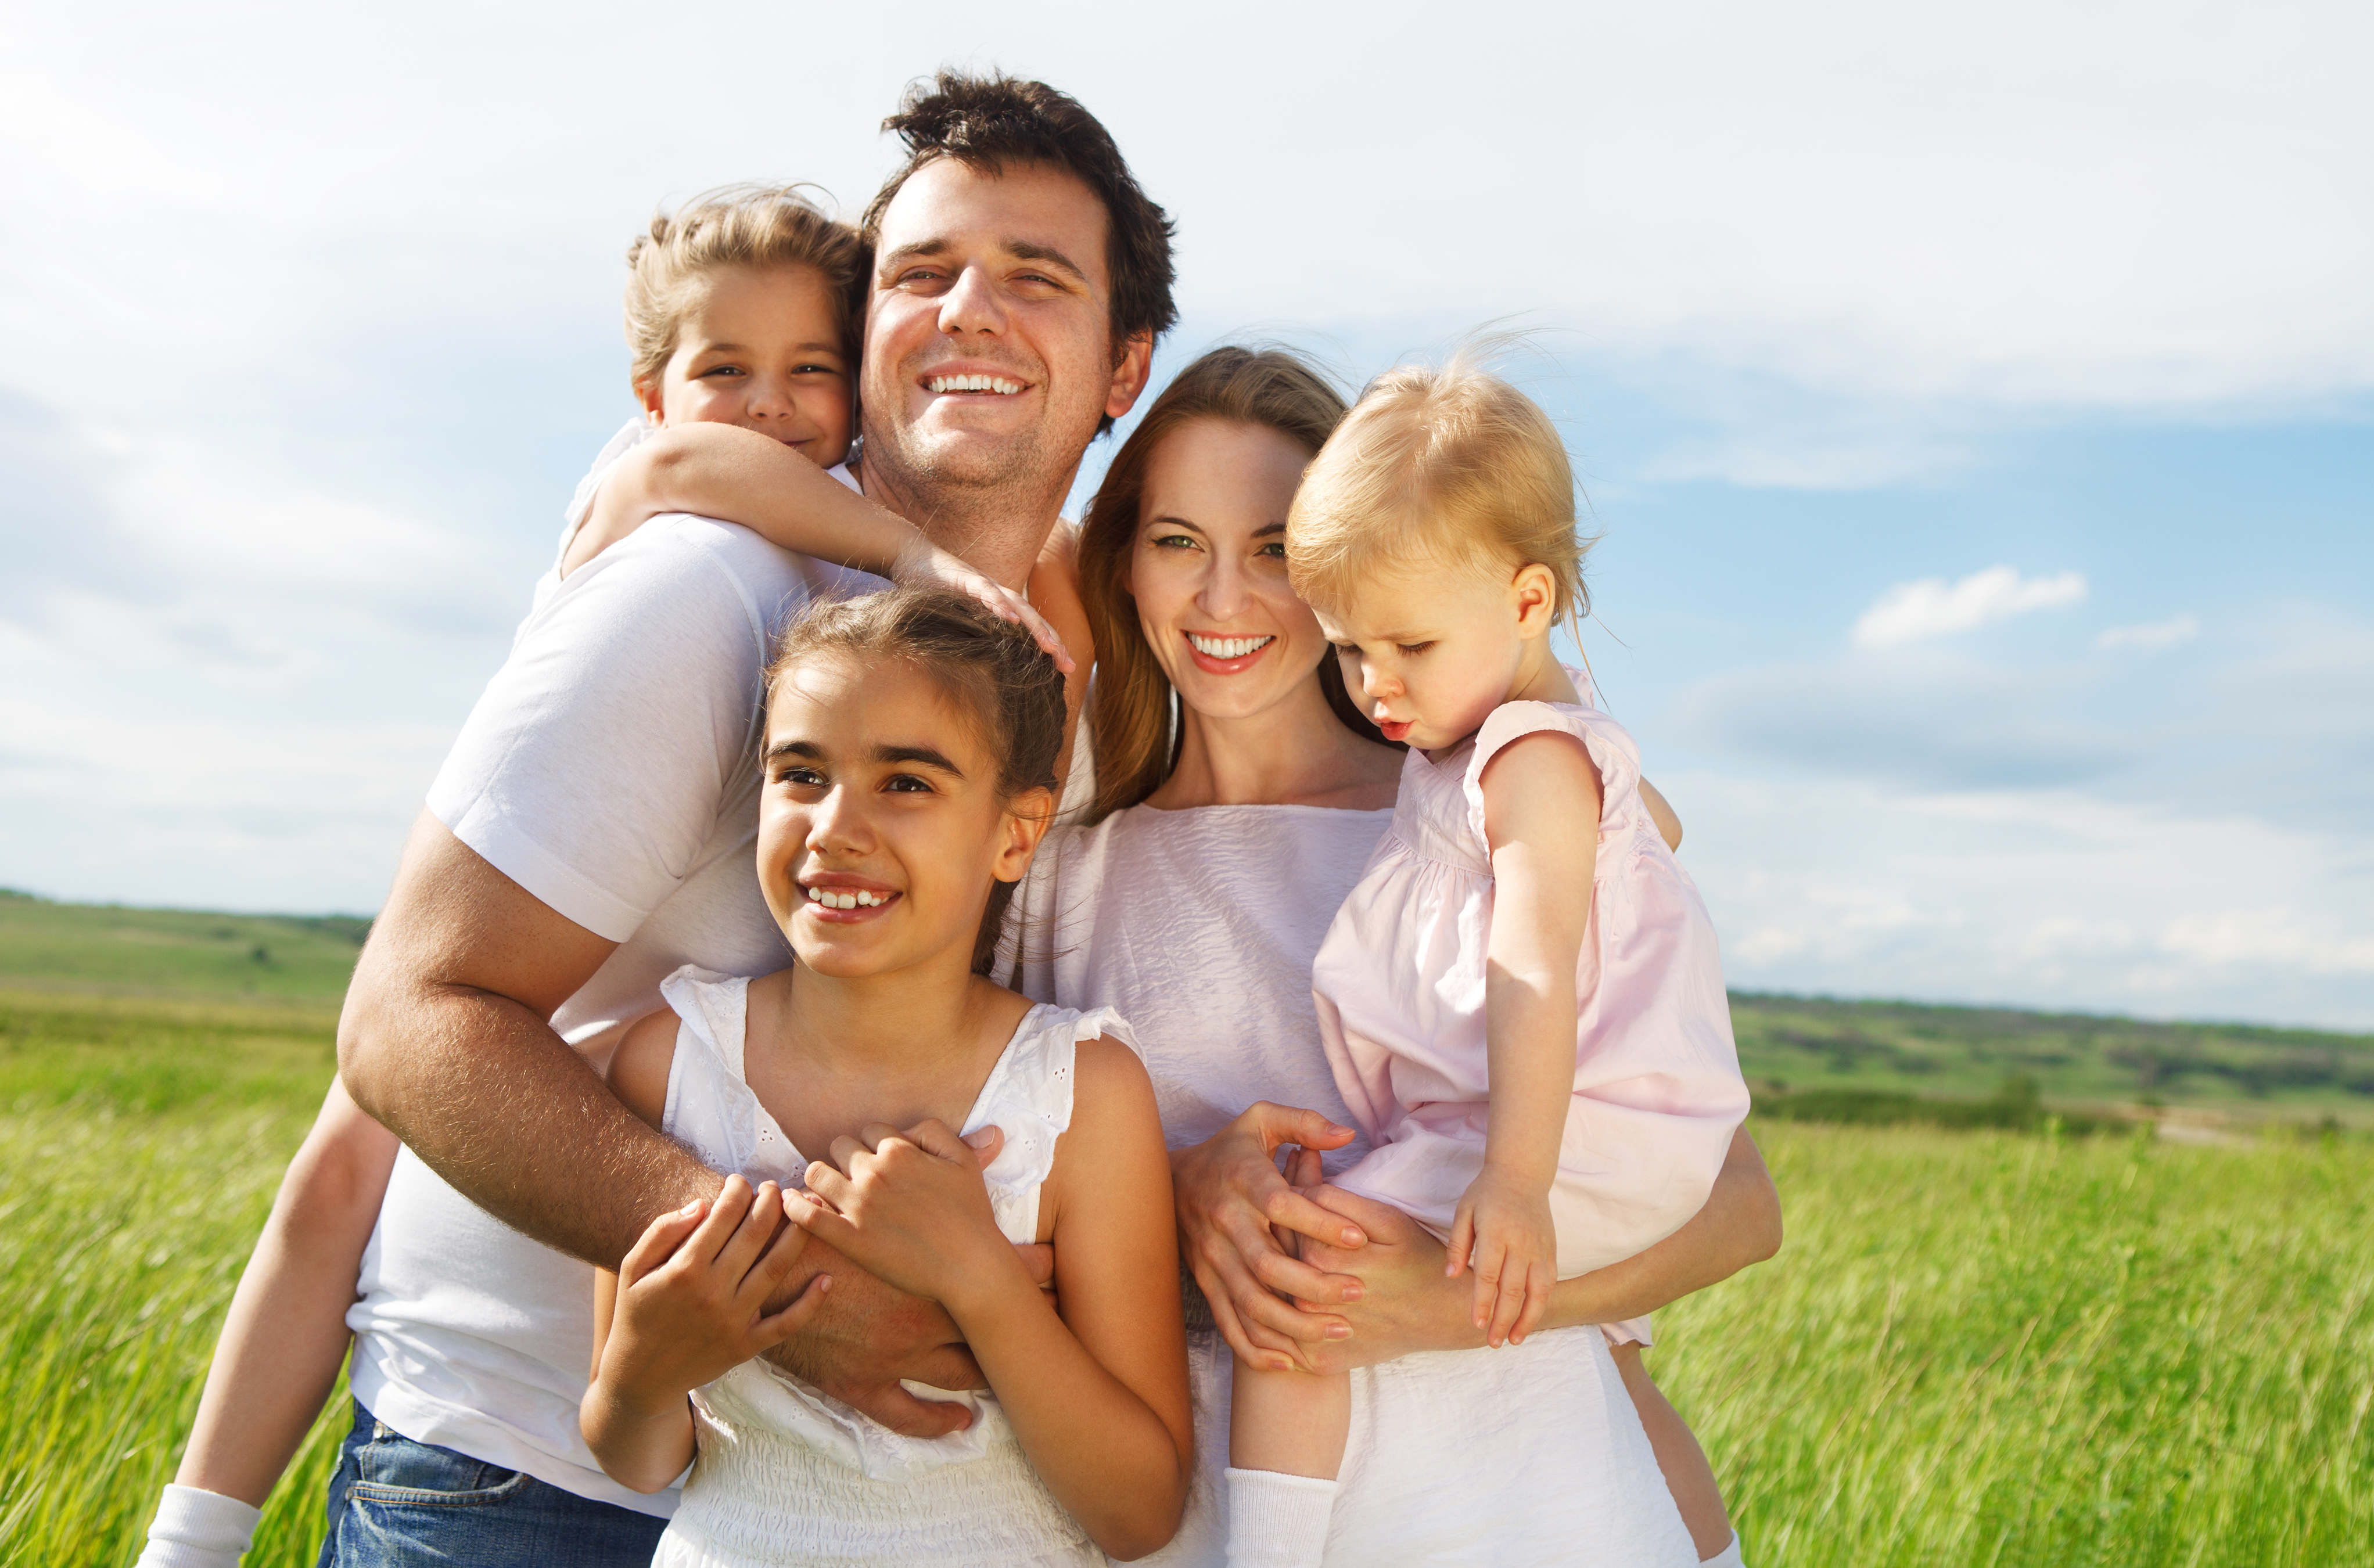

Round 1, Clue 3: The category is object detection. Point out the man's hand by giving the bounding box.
[1169,1102,1367,1372]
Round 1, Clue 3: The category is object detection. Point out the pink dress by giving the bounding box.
[1314,689,1750,1336]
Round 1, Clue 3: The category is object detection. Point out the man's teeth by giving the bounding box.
[926,373,1023,395]
[1188,633,1276,660]
[804,887,889,910]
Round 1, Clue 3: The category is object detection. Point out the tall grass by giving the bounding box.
[3,990,2368,1565]
[1657,1121,2374,1566]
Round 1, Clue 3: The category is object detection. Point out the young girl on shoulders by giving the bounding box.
[1222,358,1755,1568]
[583,589,1189,1565]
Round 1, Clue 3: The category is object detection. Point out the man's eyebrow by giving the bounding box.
[878,239,951,275]
[1005,240,1089,285]
[874,743,965,776]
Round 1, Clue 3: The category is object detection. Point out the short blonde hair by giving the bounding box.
[1286,357,1589,625]
[623,184,867,392]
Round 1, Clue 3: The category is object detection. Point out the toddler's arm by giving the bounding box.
[559,422,1071,668]
[793,1040,1193,1560]
[1455,729,1605,1347]
[138,1081,398,1566]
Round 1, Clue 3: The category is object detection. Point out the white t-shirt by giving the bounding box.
[347,425,874,1514]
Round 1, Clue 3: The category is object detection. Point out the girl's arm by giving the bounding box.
[1453,730,1604,1346]
[580,1009,821,1493]
[796,1041,1193,1560]
[159,1080,397,1519]
[560,422,1071,669]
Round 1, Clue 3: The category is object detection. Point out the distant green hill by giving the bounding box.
[0,889,368,1009]
[3,889,2368,1128]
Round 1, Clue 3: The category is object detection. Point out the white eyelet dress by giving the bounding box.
[647,964,1126,1568]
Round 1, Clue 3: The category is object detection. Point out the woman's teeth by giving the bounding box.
[926,374,1023,394]
[1188,633,1275,659]
[804,887,889,909]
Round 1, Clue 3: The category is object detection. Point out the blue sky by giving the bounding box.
[2,1,2368,1027]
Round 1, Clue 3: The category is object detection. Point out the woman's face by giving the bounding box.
[640,262,854,467]
[1127,418,1327,724]
[757,652,1047,981]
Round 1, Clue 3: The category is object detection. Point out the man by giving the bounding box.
[329,72,1174,1561]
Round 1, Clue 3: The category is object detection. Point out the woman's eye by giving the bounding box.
[1151,533,1199,551]
[1256,542,1287,559]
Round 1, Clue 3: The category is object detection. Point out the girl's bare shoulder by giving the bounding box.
[605,1007,683,1127]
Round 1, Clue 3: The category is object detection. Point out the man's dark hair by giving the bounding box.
[861,71,1177,432]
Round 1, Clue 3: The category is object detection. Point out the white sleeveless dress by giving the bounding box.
[1008,807,1698,1568]
[647,964,1122,1568]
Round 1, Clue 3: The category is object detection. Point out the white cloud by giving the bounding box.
[1852,567,2088,648]
[2098,614,2201,652]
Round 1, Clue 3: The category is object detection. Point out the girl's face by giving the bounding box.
[640,263,853,466]
[1313,556,1561,754]
[757,652,1048,981]
[1126,418,1328,724]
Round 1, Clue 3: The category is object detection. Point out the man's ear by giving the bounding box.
[993,786,1058,882]
[1511,562,1560,639]
[1105,330,1155,422]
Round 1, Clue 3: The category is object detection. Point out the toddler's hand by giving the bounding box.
[598,1176,823,1409]
[891,538,1076,673]
[1446,1168,1557,1348]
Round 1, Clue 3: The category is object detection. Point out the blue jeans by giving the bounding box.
[317,1401,670,1567]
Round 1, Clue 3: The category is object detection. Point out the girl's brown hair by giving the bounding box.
[1287,354,1589,630]
[1076,346,1388,822]
[624,184,868,394]
[764,588,1065,976]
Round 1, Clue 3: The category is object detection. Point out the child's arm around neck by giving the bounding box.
[558,421,1072,670]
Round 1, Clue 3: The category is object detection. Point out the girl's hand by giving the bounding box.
[1168,1103,1367,1371]
[890,537,1076,673]
[792,1121,1026,1317]
[1447,1168,1557,1347]
[597,1177,825,1411]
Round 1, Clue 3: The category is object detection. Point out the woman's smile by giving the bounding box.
[1184,630,1277,674]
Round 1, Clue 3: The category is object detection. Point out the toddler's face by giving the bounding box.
[757,653,1047,983]
[1313,558,1546,756]
[641,262,853,466]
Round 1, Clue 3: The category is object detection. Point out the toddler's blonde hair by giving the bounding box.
[1287,354,1589,626]
[623,184,868,393]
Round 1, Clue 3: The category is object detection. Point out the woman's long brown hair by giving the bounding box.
[1077,346,1390,823]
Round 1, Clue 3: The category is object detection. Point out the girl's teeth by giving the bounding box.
[805,887,886,909]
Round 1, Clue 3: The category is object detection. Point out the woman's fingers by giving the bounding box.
[1247,1242,1364,1307]
[621,1198,707,1285]
[1241,1101,1359,1157]
[1257,1178,1370,1251]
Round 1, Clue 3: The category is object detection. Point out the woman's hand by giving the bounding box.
[1284,1184,1486,1373]
[1448,1168,1557,1347]
[793,1121,1032,1318]
[1169,1102,1369,1371]
[890,536,1076,673]
[596,1177,824,1412]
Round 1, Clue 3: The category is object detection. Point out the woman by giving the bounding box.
[1008,346,1779,1565]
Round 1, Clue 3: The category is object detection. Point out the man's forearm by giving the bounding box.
[342,978,720,1269]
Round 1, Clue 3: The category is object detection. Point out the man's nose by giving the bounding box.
[936,262,1008,337]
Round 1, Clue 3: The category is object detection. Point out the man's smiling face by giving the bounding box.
[861,156,1150,498]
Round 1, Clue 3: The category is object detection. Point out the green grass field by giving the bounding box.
[1,894,2368,1564]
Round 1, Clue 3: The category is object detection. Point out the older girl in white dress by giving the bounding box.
[584,591,1193,1566]
[1008,347,1777,1566]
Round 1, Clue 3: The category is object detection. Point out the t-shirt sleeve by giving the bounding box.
[426,521,785,943]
